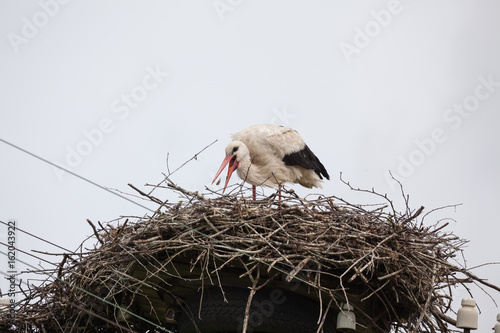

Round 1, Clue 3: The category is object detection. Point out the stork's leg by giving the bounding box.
[252,185,256,201]
[278,185,282,201]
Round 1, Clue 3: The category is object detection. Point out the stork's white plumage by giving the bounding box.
[212,124,330,199]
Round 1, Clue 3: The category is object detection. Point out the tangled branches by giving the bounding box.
[2,180,499,333]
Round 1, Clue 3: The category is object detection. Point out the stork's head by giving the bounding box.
[212,141,248,194]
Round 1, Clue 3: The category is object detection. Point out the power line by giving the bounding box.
[0,137,324,286]
[0,239,171,332]
[0,250,36,272]
[0,241,55,267]
[0,249,32,290]
[0,138,154,212]
[0,137,329,328]
[0,138,321,285]
[0,138,173,331]
[0,220,74,254]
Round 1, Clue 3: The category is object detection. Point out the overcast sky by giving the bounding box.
[1,0,499,329]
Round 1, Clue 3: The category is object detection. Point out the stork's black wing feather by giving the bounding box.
[282,145,330,180]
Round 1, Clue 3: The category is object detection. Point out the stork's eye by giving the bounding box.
[232,146,239,153]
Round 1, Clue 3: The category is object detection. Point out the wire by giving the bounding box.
[1,136,323,287]
[0,250,38,271]
[0,138,154,212]
[0,220,158,327]
[0,241,55,267]
[0,239,172,332]
[0,249,32,290]
[0,137,327,328]
[0,220,74,254]
[0,139,173,331]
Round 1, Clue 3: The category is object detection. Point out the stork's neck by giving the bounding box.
[237,157,264,188]
[235,152,254,183]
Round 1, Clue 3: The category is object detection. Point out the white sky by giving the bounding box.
[1,0,499,330]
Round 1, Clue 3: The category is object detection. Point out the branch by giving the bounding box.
[167,180,206,201]
[147,139,218,196]
[86,219,103,245]
[128,183,164,205]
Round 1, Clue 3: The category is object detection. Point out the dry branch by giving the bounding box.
[2,181,498,333]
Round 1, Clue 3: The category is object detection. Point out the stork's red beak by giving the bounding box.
[212,154,239,194]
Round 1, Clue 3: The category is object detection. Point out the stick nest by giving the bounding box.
[3,182,499,333]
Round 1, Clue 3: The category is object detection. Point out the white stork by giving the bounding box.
[212,124,330,199]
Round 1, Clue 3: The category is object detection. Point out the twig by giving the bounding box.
[128,183,164,205]
[166,181,206,201]
[7,182,500,333]
[86,219,103,245]
[147,139,218,196]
